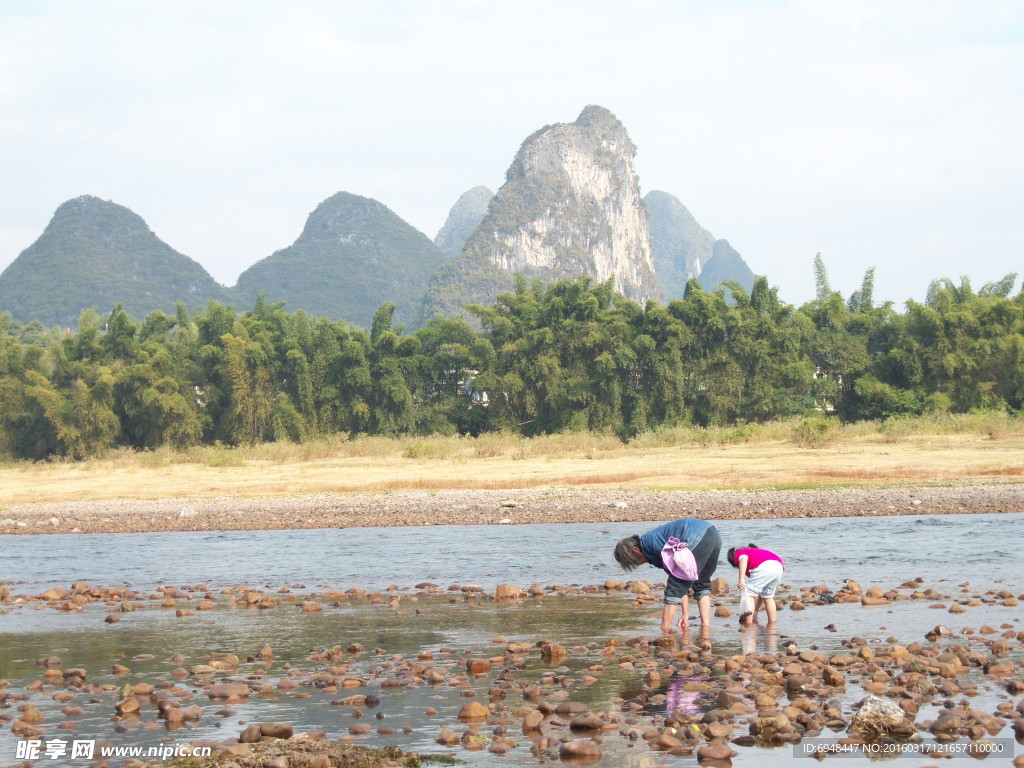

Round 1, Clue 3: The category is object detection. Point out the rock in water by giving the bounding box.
[458,701,489,721]
[851,694,906,738]
[697,743,738,761]
[558,739,603,759]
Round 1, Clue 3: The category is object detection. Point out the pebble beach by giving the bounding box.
[2,482,1023,535]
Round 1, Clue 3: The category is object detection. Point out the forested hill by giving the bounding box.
[645,191,756,299]
[0,270,1020,461]
[233,192,448,329]
[0,196,230,328]
[698,239,756,295]
[645,190,715,300]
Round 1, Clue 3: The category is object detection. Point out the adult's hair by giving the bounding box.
[614,535,644,571]
[727,543,759,567]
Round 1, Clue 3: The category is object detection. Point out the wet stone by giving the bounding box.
[698,743,738,761]
[559,739,602,758]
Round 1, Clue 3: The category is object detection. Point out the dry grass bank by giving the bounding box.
[1,414,1021,507]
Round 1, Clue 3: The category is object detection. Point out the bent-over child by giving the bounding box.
[727,544,785,626]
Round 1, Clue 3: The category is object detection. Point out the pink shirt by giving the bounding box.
[736,548,784,572]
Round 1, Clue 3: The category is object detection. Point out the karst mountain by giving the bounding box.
[423,105,661,319]
[645,190,755,299]
[0,106,758,329]
[0,195,229,328]
[698,239,756,295]
[434,186,494,259]
[234,192,447,328]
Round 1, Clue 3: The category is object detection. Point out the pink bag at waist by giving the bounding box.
[661,536,699,581]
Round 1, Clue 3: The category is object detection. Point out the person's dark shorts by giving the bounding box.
[663,525,721,603]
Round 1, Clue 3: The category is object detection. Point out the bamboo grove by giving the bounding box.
[1,267,1022,460]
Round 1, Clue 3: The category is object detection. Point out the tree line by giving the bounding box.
[1,261,1021,460]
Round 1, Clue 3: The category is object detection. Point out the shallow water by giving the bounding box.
[2,511,1022,593]
[1,512,1022,767]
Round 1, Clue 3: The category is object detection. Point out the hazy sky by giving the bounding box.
[1,0,1021,307]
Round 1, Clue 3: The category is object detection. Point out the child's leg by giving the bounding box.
[752,596,764,623]
[680,593,690,624]
[757,566,783,626]
[764,596,777,624]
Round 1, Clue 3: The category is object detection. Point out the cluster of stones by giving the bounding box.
[3,653,207,743]
[413,625,1024,764]
[0,582,414,620]
[822,578,1020,611]
[4,572,1020,621]
[2,577,1022,767]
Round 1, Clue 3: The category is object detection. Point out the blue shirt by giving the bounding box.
[637,518,713,602]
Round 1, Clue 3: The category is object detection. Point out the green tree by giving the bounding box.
[813,252,833,301]
[219,322,274,445]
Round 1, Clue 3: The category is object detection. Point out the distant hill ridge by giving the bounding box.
[699,239,755,295]
[645,190,714,300]
[234,191,447,328]
[434,186,493,259]
[0,106,758,329]
[0,195,229,328]
[645,190,755,299]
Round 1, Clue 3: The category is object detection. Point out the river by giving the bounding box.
[1,512,1021,767]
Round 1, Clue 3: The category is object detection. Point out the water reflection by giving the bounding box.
[681,624,714,653]
[664,674,703,717]
[739,625,779,656]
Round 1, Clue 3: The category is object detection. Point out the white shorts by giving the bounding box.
[745,560,784,598]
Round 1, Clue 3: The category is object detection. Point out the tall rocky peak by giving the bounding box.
[0,195,228,328]
[434,186,493,258]
[423,105,659,319]
[644,190,715,301]
[698,239,756,295]
[234,191,446,328]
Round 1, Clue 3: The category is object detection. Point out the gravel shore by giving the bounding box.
[2,483,1022,535]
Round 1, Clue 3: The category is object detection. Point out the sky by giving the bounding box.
[1,0,1021,307]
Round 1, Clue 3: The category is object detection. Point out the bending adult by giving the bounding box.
[614,518,722,633]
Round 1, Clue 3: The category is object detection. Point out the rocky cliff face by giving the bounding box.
[644,190,715,301]
[234,192,446,328]
[0,195,228,327]
[424,105,659,318]
[434,186,493,258]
